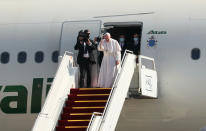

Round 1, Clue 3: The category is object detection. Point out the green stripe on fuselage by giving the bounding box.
[31,78,43,113]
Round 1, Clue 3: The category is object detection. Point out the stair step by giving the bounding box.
[63,107,104,113]
[79,88,111,90]
[58,120,89,126]
[61,113,92,120]
[69,100,107,102]
[72,107,105,109]
[68,94,109,100]
[70,88,111,94]
[56,88,109,130]
[77,94,110,96]
[66,100,107,107]
[56,126,87,131]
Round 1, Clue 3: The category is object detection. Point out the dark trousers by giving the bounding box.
[79,58,91,88]
[98,52,103,67]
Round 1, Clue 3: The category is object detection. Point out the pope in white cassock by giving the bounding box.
[97,33,121,88]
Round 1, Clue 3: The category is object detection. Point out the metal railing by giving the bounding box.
[32,51,76,131]
[87,112,103,131]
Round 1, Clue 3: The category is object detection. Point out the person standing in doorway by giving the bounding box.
[130,33,140,55]
[118,34,127,59]
[74,30,96,88]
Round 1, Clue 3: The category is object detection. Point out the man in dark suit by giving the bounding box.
[118,34,127,59]
[127,33,140,55]
[74,30,96,88]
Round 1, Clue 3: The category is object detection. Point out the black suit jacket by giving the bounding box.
[127,40,140,55]
[74,40,96,65]
[119,41,127,55]
[119,40,134,56]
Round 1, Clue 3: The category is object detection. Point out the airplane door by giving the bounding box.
[138,55,158,98]
[59,20,102,87]
[59,20,102,56]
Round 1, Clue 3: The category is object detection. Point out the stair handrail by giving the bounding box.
[87,50,134,131]
[32,51,76,131]
[99,50,133,126]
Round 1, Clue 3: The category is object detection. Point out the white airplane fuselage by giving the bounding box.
[0,0,206,130]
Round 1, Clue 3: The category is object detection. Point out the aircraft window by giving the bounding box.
[1,52,10,64]
[52,50,59,63]
[18,51,27,63]
[191,48,200,60]
[35,51,44,63]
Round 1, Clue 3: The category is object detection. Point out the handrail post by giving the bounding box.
[87,112,102,131]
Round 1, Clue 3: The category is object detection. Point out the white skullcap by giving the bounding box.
[104,32,111,37]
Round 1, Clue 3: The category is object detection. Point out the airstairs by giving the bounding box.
[56,88,111,131]
[32,51,157,131]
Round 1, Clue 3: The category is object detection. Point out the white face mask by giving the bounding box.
[119,38,124,42]
[133,38,138,41]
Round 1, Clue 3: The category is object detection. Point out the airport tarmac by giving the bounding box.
[116,98,206,131]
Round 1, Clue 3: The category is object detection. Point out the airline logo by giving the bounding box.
[147,30,167,35]
[0,78,53,114]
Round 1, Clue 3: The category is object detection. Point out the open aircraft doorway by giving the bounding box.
[103,21,143,55]
[59,20,102,88]
[103,22,157,98]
